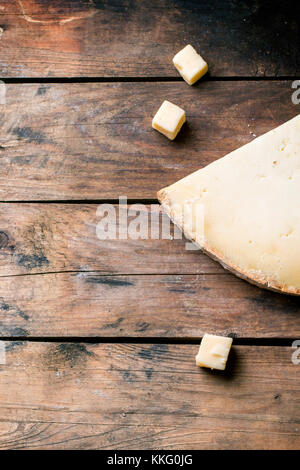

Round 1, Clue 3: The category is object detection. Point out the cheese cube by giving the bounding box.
[173,45,208,85]
[152,100,186,140]
[195,334,233,370]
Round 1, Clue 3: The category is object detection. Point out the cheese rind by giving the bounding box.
[195,334,233,370]
[158,114,300,295]
[152,100,185,140]
[173,45,208,85]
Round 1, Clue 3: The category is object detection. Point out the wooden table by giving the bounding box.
[0,0,299,450]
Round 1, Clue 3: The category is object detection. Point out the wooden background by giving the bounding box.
[0,0,299,449]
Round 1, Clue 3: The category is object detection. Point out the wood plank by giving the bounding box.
[0,342,298,449]
[0,203,223,276]
[0,203,297,340]
[0,1,299,78]
[0,81,297,200]
[0,272,299,338]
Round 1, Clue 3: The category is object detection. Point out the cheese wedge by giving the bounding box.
[158,114,300,295]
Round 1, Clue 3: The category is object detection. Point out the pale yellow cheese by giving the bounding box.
[196,334,233,370]
[152,100,185,140]
[173,45,208,85]
[158,114,300,295]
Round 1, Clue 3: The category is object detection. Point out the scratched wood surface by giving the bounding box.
[1,272,300,338]
[0,203,299,338]
[0,0,299,78]
[0,81,297,200]
[0,203,222,276]
[0,342,298,450]
[0,0,299,450]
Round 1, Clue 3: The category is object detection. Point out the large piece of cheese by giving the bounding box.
[158,114,300,295]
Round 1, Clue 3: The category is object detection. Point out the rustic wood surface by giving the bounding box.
[0,203,298,339]
[0,0,299,78]
[0,81,297,200]
[0,203,222,276]
[0,342,298,449]
[0,0,298,450]
[1,272,300,338]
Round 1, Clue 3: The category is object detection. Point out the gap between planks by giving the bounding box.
[0,199,159,204]
[0,337,295,346]
[0,76,299,84]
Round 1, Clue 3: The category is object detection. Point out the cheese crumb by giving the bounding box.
[173,45,208,85]
[152,100,186,140]
[195,334,233,370]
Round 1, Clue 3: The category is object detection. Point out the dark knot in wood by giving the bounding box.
[0,231,9,249]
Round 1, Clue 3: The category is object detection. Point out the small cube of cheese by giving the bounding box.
[173,45,208,85]
[195,334,232,370]
[152,100,186,140]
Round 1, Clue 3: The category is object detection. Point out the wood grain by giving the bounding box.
[0,271,299,338]
[0,81,297,200]
[0,1,299,78]
[0,342,298,449]
[0,0,298,451]
[0,203,223,276]
[0,203,298,339]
